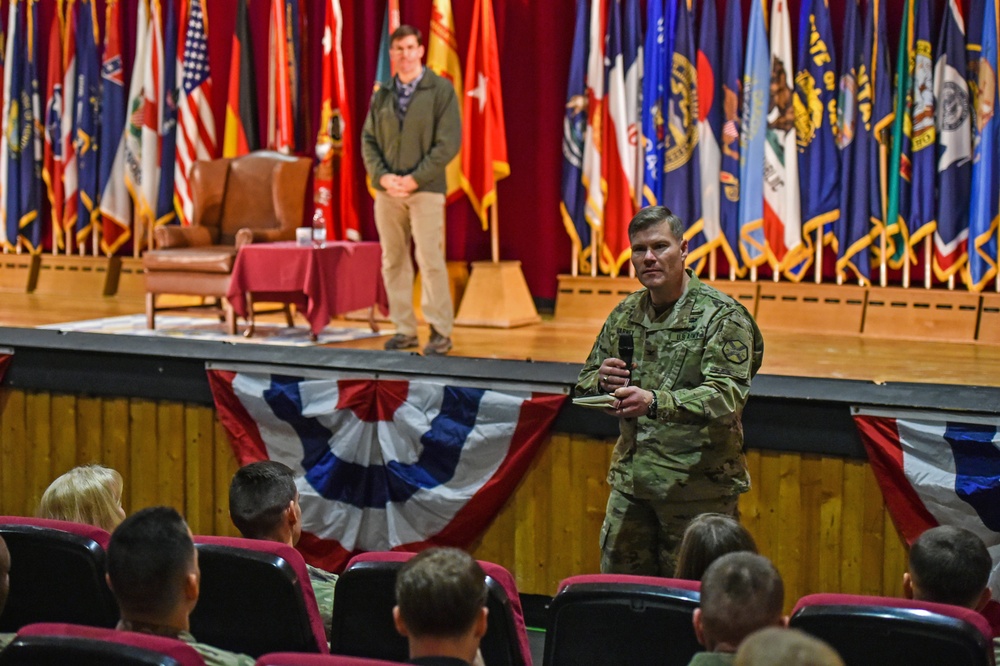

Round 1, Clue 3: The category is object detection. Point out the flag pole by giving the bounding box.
[814,228,822,283]
[490,201,499,263]
[923,238,931,289]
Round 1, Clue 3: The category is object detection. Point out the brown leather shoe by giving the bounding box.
[422,327,453,355]
[384,333,419,350]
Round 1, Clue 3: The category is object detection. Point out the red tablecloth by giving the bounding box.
[227,241,388,335]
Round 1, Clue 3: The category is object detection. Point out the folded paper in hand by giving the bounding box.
[572,394,617,409]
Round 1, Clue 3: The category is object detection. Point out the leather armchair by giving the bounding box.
[143,151,312,332]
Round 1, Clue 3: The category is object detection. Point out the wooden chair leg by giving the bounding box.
[283,304,295,328]
[146,293,156,330]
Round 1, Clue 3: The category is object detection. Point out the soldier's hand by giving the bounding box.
[608,386,653,418]
[598,357,631,393]
[398,175,419,194]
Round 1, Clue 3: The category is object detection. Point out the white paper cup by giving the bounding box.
[295,227,311,246]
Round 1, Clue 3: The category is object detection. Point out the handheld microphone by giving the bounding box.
[618,332,634,385]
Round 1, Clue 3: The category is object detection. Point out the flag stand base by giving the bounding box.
[455,260,541,328]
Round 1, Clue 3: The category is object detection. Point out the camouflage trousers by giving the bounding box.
[600,488,739,577]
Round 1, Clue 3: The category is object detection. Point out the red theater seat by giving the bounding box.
[543,574,702,666]
[0,517,118,632]
[790,593,994,666]
[190,536,329,658]
[330,551,531,665]
[0,622,205,666]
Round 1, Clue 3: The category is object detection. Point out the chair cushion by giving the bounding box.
[143,246,237,273]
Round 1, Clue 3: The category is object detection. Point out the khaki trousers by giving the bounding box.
[373,191,454,337]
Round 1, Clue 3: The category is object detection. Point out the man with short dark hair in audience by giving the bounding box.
[228,461,337,640]
[393,547,488,666]
[0,535,12,651]
[106,506,254,665]
[689,552,786,664]
[903,525,1000,661]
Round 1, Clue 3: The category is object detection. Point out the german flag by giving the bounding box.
[223,0,259,157]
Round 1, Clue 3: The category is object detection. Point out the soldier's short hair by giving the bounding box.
[396,547,488,638]
[229,461,297,540]
[628,205,685,242]
[391,25,423,46]
[908,526,991,608]
[107,507,194,618]
[675,513,758,581]
[700,552,784,648]
[735,627,844,666]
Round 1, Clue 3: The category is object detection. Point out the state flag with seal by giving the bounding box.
[207,365,567,571]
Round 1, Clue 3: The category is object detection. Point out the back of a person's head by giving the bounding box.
[37,464,125,532]
[107,506,194,618]
[675,513,758,580]
[229,461,296,540]
[0,534,9,615]
[395,547,487,638]
[699,552,784,649]
[908,525,991,608]
[735,627,843,666]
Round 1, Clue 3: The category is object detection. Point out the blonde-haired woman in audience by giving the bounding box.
[37,464,126,532]
[674,513,758,581]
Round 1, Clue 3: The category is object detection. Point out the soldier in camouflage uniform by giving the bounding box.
[576,206,764,577]
[229,461,337,642]
[107,507,255,666]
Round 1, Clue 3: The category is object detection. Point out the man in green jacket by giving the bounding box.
[362,25,461,356]
[576,205,764,576]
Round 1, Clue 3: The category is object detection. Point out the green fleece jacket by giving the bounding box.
[361,68,461,195]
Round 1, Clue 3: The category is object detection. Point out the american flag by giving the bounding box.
[174,0,216,225]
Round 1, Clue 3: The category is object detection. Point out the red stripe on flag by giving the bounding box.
[854,414,939,544]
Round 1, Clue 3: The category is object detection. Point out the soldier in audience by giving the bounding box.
[734,627,843,666]
[688,552,786,665]
[0,535,12,651]
[675,513,758,581]
[394,547,488,666]
[106,506,254,666]
[903,525,1000,660]
[37,464,126,532]
[228,461,337,641]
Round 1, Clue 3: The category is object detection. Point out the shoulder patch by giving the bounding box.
[722,339,749,364]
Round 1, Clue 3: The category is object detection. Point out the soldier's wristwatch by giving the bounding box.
[647,391,658,419]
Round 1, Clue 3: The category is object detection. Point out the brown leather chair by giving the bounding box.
[143,151,312,332]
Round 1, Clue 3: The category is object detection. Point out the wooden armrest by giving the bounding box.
[154,225,214,249]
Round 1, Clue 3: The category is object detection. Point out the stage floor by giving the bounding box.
[2,290,999,389]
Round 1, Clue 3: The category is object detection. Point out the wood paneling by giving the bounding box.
[0,388,908,610]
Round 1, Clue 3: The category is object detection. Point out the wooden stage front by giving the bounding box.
[2,267,1000,612]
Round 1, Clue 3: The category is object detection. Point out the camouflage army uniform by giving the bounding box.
[176,630,255,666]
[576,270,763,576]
[307,562,338,642]
[0,633,13,651]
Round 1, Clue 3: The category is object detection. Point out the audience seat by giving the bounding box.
[790,593,995,666]
[543,574,702,666]
[0,517,117,632]
[256,654,404,665]
[189,536,328,658]
[0,622,205,666]
[330,551,531,666]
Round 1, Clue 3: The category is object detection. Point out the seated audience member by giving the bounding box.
[689,552,786,665]
[228,461,337,640]
[37,464,126,532]
[675,513,758,581]
[106,506,254,666]
[393,547,488,666]
[0,535,11,651]
[904,525,1000,660]
[734,627,843,666]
